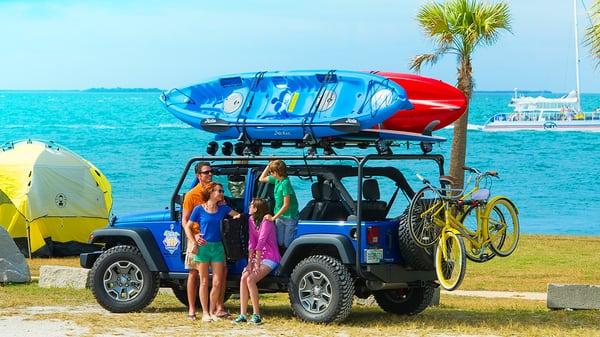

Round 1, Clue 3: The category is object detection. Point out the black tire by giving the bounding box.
[172,279,232,309]
[288,255,354,323]
[407,187,443,248]
[397,212,434,270]
[373,286,435,315]
[89,245,159,313]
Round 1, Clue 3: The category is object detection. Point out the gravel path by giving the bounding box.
[0,290,545,337]
[442,290,546,301]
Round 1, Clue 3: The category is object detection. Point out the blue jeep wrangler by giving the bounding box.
[80,150,445,323]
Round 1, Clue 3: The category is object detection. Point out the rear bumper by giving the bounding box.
[80,251,102,269]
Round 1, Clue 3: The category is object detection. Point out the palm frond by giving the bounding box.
[585,0,600,66]
[416,2,454,45]
[409,47,452,73]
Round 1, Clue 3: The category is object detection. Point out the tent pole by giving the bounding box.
[26,220,32,259]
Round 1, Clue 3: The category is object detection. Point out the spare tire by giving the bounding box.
[397,210,434,270]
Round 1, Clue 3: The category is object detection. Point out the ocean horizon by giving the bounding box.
[2,90,600,236]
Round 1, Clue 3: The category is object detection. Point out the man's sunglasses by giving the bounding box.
[200,170,213,175]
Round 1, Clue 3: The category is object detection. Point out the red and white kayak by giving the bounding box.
[370,72,467,133]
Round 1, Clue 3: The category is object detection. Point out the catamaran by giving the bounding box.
[483,0,600,132]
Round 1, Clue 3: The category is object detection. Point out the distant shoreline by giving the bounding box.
[2,89,599,94]
[0,88,163,93]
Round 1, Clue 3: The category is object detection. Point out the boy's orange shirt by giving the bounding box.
[183,182,208,234]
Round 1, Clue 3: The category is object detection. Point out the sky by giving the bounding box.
[0,0,598,92]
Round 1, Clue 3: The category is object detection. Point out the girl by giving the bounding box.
[185,182,240,322]
[258,160,299,250]
[234,198,281,325]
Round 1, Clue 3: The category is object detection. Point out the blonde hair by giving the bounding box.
[268,160,288,178]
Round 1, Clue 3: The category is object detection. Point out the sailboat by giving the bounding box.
[483,0,600,131]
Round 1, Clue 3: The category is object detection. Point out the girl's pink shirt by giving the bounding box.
[248,217,281,263]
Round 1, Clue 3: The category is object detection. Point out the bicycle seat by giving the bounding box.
[439,175,457,186]
[471,188,490,201]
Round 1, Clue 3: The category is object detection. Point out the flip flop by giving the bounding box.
[215,311,231,318]
[187,314,197,321]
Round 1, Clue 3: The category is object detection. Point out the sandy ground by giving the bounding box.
[0,290,544,337]
[442,290,546,300]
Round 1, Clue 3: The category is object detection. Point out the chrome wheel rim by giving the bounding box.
[103,261,144,302]
[298,271,332,314]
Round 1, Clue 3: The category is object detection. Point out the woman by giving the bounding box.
[184,182,240,322]
[258,160,299,250]
[234,198,281,325]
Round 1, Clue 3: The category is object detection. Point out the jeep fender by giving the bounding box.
[279,234,355,275]
[90,228,168,272]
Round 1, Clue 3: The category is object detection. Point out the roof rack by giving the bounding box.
[203,120,444,156]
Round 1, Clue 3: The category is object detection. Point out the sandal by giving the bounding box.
[187,314,197,321]
[215,311,231,318]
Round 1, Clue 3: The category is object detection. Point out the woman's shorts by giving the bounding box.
[261,259,279,271]
[194,241,225,263]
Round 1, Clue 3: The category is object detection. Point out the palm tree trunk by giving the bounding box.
[449,57,473,189]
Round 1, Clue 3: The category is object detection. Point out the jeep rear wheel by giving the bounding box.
[89,245,159,313]
[397,212,434,270]
[172,283,232,309]
[373,286,434,315]
[288,255,354,323]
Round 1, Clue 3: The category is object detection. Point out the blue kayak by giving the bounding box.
[160,70,412,140]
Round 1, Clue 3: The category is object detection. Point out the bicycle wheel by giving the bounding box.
[407,186,443,248]
[484,197,519,257]
[460,205,496,263]
[434,231,466,291]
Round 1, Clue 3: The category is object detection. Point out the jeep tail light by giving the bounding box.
[367,226,379,245]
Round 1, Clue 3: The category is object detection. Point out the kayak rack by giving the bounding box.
[204,134,436,157]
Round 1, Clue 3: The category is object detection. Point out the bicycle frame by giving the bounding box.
[417,172,495,258]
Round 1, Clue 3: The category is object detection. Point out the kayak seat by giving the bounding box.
[361,179,387,221]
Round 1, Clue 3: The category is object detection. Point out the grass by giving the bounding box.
[461,234,600,292]
[2,234,600,336]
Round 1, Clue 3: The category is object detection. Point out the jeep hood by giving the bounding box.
[112,209,172,225]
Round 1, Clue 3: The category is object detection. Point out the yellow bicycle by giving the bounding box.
[407,167,519,290]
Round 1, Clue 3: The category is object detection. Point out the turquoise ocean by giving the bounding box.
[1,90,599,236]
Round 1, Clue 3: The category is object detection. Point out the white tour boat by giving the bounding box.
[483,0,600,132]
[483,90,600,131]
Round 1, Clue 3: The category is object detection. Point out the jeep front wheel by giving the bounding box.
[288,255,354,323]
[89,245,159,313]
[373,286,434,315]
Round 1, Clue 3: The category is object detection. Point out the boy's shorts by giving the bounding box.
[194,241,225,263]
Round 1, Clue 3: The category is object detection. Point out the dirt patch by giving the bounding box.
[0,316,88,337]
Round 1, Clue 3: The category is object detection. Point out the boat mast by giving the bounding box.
[574,0,582,112]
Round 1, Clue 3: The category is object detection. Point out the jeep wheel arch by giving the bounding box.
[91,228,168,272]
[278,234,355,275]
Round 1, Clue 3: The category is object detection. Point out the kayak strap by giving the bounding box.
[236,71,266,139]
[304,70,336,141]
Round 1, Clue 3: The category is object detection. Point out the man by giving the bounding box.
[182,162,229,319]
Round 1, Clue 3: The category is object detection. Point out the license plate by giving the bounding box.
[365,249,383,264]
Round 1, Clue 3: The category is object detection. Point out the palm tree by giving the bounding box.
[410,0,511,189]
[586,0,600,65]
